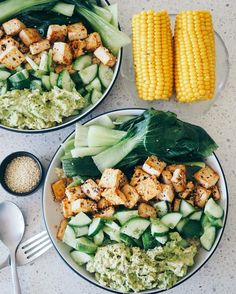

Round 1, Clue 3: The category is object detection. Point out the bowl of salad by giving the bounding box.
[0,0,130,133]
[43,108,228,293]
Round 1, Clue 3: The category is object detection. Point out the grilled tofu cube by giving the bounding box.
[122,184,140,209]
[99,168,122,189]
[0,29,4,39]
[52,179,66,201]
[81,179,101,201]
[65,185,85,202]
[19,28,41,46]
[194,166,219,189]
[179,181,195,199]
[142,156,167,177]
[0,36,19,54]
[97,198,112,210]
[85,32,102,52]
[167,164,186,173]
[54,64,75,74]
[101,188,127,205]
[195,186,211,208]
[56,219,68,240]
[2,18,25,36]
[119,172,128,188]
[186,196,195,206]
[94,206,115,219]
[18,42,29,54]
[0,46,25,70]
[62,198,73,218]
[158,184,175,203]
[171,168,186,193]
[138,203,157,218]
[47,24,67,43]
[68,22,88,41]
[94,46,116,67]
[211,185,221,201]
[136,177,162,201]
[70,40,86,58]
[161,169,173,185]
[173,198,181,212]
[71,199,97,214]
[29,39,50,55]
[52,42,72,65]
[130,167,151,187]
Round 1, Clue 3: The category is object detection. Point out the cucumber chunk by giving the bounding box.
[151,218,169,237]
[30,80,42,91]
[200,226,216,251]
[155,235,168,245]
[176,218,188,233]
[208,216,223,228]
[79,64,98,85]
[91,89,103,104]
[154,201,169,217]
[70,250,93,266]
[94,230,104,245]
[189,211,203,221]
[204,198,224,219]
[121,217,150,239]
[50,72,58,88]
[42,75,51,90]
[142,229,158,250]
[58,70,75,91]
[180,200,196,217]
[105,220,120,231]
[73,226,89,237]
[88,218,104,237]
[103,226,120,242]
[73,54,92,71]
[39,52,49,72]
[161,213,182,229]
[0,70,11,80]
[85,77,102,92]
[120,233,136,246]
[76,237,97,254]
[9,70,29,83]
[181,220,203,238]
[69,212,92,227]
[63,225,77,249]
[25,55,38,70]
[114,210,139,225]
[98,64,113,88]
[0,81,8,94]
[201,214,212,229]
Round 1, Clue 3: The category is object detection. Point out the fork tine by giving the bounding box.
[20,231,48,249]
[22,234,49,252]
[26,243,53,263]
[26,239,51,257]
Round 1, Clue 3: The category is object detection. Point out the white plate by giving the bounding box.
[43,109,228,294]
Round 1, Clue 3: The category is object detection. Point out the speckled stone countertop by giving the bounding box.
[0,0,235,293]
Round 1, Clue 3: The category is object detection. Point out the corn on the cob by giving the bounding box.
[132,10,173,101]
[174,10,216,103]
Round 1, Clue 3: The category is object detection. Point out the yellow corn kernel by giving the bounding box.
[174,10,216,103]
[132,10,173,100]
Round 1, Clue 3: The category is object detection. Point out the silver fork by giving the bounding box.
[0,231,52,270]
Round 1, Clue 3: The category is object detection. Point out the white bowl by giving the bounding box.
[43,108,228,294]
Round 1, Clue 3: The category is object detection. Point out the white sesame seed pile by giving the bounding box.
[4,156,40,193]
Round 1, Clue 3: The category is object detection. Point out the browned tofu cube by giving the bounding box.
[119,172,128,188]
[99,168,122,189]
[70,40,86,58]
[138,203,157,218]
[161,169,172,185]
[2,18,25,36]
[0,29,4,38]
[194,166,219,189]
[18,42,29,54]
[195,186,211,208]
[186,196,195,206]
[171,168,186,193]
[0,46,25,70]
[142,156,167,177]
[51,179,66,201]
[29,39,50,55]
[179,181,195,199]
[211,185,221,201]
[52,42,72,65]
[101,188,127,205]
[19,28,41,46]
[97,198,112,210]
[158,184,175,203]
[173,198,181,212]
[68,22,88,41]
[94,46,116,67]
[62,198,73,218]
[65,185,85,202]
[122,184,140,209]
[54,64,75,74]
[94,206,115,220]
[47,24,67,43]
[166,164,186,173]
[71,199,97,214]
[81,179,101,201]
[85,32,102,52]
[56,219,68,240]
[136,177,162,201]
[0,36,19,54]
[130,167,151,187]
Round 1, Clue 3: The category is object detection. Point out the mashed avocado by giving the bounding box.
[0,87,85,129]
[87,233,198,292]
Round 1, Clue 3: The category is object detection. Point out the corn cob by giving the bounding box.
[174,10,216,103]
[132,10,173,100]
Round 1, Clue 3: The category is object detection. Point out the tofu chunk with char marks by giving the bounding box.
[71,199,97,214]
[138,203,157,218]
[68,22,88,41]
[62,198,73,218]
[130,167,151,187]
[158,184,175,203]
[101,188,127,205]
[173,198,181,212]
[171,168,186,193]
[194,166,219,189]
[0,36,19,54]
[65,185,85,202]
[56,219,68,240]
[70,40,86,58]
[2,18,25,36]
[52,42,72,65]
[97,198,112,210]
[142,156,167,177]
[99,168,122,189]
[136,177,162,201]
[179,181,194,199]
[161,169,172,185]
[30,39,50,55]
[81,179,101,201]
[19,28,41,46]
[0,46,25,70]
[85,32,102,52]
[211,185,221,201]
[94,46,116,67]
[51,179,66,201]
[94,206,115,220]
[47,24,67,43]
[121,184,140,209]
[194,186,211,208]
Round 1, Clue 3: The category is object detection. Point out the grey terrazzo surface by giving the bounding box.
[0,0,235,293]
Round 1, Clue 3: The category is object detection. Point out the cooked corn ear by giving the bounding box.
[174,10,216,103]
[132,10,173,100]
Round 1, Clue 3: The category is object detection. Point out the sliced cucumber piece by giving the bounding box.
[79,64,98,85]
[204,198,224,219]
[181,220,203,238]
[94,230,104,246]
[39,52,49,72]
[120,233,136,246]
[84,92,91,106]
[161,213,182,229]
[16,64,24,71]
[71,146,106,158]
[151,218,169,237]
[114,210,139,225]
[189,211,203,221]
[9,70,29,83]
[121,217,150,239]
[201,214,212,230]
[77,87,86,96]
[71,72,82,85]
[10,79,30,90]
[103,226,120,242]
[154,201,169,217]
[0,70,11,80]
[155,235,168,245]
[180,200,196,218]
[105,220,120,231]
[70,250,93,266]
[58,70,75,91]
[69,212,92,227]
[25,55,39,70]
[63,225,77,249]
[98,64,113,88]
[73,54,92,71]
[50,72,58,88]
[76,237,97,254]
[176,218,188,233]
[85,77,102,92]
[73,226,89,237]
[142,229,158,250]
[88,218,104,237]
[0,81,8,94]
[200,226,216,251]
[30,69,46,79]
[30,80,42,91]
[208,216,223,228]
[42,75,51,91]
[91,89,103,104]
